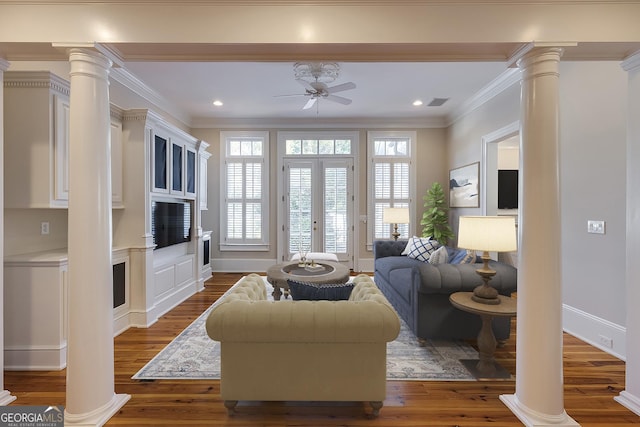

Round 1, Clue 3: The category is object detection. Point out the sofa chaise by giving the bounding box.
[205,274,400,417]
[373,239,517,342]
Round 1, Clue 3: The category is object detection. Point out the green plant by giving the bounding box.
[420,182,454,245]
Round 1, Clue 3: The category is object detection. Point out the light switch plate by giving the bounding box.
[587,220,605,234]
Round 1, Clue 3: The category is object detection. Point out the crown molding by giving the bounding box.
[110,67,191,129]
[3,70,70,96]
[190,116,447,129]
[621,50,640,72]
[446,68,521,126]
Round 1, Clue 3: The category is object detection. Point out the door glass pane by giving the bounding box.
[289,167,312,253]
[324,167,348,253]
[318,139,334,154]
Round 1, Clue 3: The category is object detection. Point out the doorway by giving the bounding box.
[277,131,358,268]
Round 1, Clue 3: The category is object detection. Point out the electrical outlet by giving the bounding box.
[598,334,613,348]
[587,220,605,234]
[40,221,50,235]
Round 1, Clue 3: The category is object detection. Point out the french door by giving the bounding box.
[284,158,354,266]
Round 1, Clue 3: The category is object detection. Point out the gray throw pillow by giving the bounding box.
[287,280,354,301]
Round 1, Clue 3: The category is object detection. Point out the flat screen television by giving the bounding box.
[498,169,519,209]
[152,200,192,249]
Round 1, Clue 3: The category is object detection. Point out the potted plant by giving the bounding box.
[420,182,454,245]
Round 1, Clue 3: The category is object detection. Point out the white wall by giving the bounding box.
[4,209,68,256]
[446,84,521,239]
[447,61,628,358]
[559,61,628,356]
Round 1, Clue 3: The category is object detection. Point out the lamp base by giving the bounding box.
[471,293,501,305]
[472,266,500,305]
[471,282,500,305]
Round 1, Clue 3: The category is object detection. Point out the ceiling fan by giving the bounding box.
[276,62,357,110]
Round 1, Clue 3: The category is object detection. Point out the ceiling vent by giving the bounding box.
[427,97,449,107]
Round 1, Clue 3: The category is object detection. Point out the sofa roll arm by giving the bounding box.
[206,299,400,344]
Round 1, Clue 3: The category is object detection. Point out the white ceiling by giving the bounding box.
[121,61,510,123]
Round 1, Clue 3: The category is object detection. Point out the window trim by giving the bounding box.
[219,130,270,251]
[367,130,417,250]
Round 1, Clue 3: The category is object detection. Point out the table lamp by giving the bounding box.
[457,216,517,305]
[383,207,410,241]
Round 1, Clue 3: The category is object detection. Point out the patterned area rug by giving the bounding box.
[133,278,478,381]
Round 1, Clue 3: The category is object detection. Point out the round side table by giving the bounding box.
[449,291,517,379]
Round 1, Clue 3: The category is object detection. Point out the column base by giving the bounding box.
[500,394,579,427]
[0,390,17,405]
[64,393,130,426]
[615,390,640,416]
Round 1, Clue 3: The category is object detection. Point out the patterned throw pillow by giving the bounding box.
[287,280,355,301]
[405,236,441,262]
[428,245,449,265]
[458,249,477,264]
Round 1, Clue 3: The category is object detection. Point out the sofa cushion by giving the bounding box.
[428,245,449,265]
[405,236,441,262]
[287,280,355,301]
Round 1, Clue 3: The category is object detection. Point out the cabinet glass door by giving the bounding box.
[186,149,196,196]
[171,143,183,193]
[153,135,168,192]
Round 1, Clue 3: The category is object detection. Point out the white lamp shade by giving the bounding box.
[457,216,517,252]
[383,207,410,224]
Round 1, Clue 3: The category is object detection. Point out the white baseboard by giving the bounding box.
[4,344,67,371]
[615,390,640,416]
[357,257,374,274]
[563,303,626,360]
[153,279,199,320]
[0,390,17,405]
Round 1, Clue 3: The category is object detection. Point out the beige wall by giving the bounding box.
[191,126,447,265]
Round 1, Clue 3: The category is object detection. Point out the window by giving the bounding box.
[368,131,416,247]
[220,131,269,250]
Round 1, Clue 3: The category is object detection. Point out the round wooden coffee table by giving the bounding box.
[266,261,350,300]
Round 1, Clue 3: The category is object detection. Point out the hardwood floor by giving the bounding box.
[5,273,638,426]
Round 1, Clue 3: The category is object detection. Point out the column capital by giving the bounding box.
[622,49,640,72]
[507,42,575,68]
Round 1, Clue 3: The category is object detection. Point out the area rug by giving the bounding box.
[133,278,478,381]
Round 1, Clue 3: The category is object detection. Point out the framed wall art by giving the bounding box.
[449,162,480,208]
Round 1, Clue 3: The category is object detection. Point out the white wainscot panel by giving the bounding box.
[154,265,175,298]
[175,257,194,287]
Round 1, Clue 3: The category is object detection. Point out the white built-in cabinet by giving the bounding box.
[3,249,130,370]
[151,131,199,200]
[3,71,123,209]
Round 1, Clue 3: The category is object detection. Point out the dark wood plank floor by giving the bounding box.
[5,273,638,426]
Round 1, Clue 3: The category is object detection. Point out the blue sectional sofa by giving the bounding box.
[373,239,518,341]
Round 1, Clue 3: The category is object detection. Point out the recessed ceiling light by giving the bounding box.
[412,100,423,106]
[212,100,223,107]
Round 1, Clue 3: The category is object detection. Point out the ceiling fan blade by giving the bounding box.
[273,93,306,98]
[296,79,316,92]
[326,94,352,105]
[303,97,317,110]
[326,81,356,94]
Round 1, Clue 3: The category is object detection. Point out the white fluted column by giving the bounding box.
[500,47,579,426]
[0,57,17,406]
[615,51,640,417]
[64,47,130,426]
